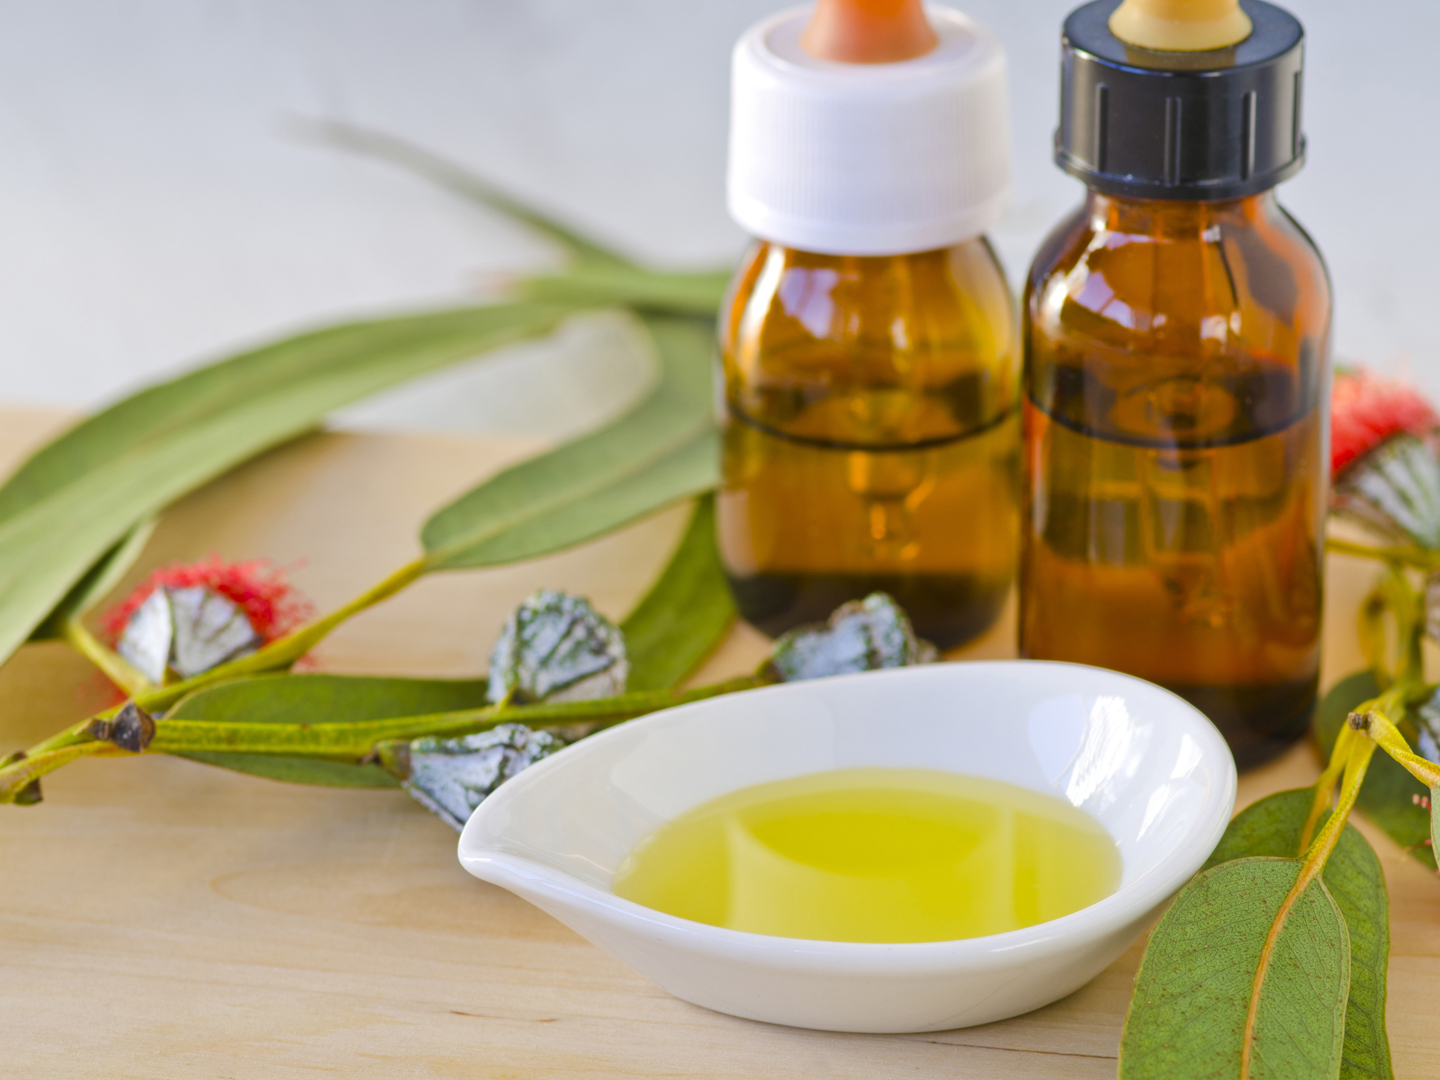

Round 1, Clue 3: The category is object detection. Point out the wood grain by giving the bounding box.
[1,407,1436,1079]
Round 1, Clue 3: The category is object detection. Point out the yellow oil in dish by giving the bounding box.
[611,768,1121,943]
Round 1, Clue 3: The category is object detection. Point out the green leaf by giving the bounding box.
[299,119,632,269]
[1205,789,1393,1080]
[174,753,400,789]
[168,673,491,788]
[520,264,731,319]
[1431,787,1440,870]
[420,313,719,571]
[1317,671,1436,870]
[621,494,735,692]
[0,301,575,668]
[28,517,157,641]
[1119,857,1350,1080]
[303,122,732,317]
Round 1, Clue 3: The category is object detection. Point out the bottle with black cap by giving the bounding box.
[1019,0,1329,768]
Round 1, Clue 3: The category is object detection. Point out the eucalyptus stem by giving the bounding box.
[1350,704,1440,789]
[154,676,763,760]
[0,673,765,803]
[1326,536,1440,571]
[62,620,154,698]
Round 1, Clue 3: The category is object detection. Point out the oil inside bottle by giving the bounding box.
[1022,396,1322,765]
[611,767,1121,944]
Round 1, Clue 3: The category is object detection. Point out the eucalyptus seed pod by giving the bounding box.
[401,723,564,831]
[766,592,937,683]
[1330,371,1440,548]
[487,590,628,705]
[116,585,262,684]
[1333,435,1440,550]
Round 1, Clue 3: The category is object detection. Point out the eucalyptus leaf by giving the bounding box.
[420,314,718,571]
[1317,671,1436,870]
[28,518,156,641]
[0,301,577,668]
[175,753,401,789]
[487,590,627,705]
[1431,787,1440,869]
[1119,857,1350,1080]
[1205,789,1393,1080]
[168,673,490,787]
[519,264,731,319]
[303,121,732,318]
[299,119,632,269]
[621,494,735,692]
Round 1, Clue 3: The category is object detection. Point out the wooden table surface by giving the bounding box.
[2,407,1437,1079]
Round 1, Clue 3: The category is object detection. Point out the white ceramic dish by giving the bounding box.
[458,661,1236,1033]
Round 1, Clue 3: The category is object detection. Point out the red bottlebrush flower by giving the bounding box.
[100,555,314,646]
[1331,368,1439,478]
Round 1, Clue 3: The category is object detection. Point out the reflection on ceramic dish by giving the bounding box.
[458,661,1236,1033]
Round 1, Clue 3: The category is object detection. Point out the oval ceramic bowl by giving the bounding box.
[458,661,1236,1033]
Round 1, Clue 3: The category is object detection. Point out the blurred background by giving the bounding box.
[2,0,1434,440]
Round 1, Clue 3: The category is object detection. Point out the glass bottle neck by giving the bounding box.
[1083,189,1279,237]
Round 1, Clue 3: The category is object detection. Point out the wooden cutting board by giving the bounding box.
[1,406,1436,1079]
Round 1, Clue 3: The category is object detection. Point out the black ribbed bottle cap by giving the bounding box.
[1055,0,1305,201]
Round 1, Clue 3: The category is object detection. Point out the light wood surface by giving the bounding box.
[1,407,1436,1079]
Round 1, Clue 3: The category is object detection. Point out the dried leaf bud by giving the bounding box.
[487,590,628,705]
[766,592,937,683]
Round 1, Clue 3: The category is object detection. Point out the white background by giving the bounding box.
[1,0,1434,439]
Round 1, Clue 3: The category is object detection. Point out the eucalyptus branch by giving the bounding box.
[0,675,766,804]
[158,677,762,760]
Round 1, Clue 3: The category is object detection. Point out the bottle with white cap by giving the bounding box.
[718,0,1016,649]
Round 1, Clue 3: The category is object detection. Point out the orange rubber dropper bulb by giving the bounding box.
[800,0,938,63]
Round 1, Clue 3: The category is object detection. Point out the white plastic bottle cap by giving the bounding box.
[728,5,1012,257]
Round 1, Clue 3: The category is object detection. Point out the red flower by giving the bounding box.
[1331,369,1439,477]
[101,555,314,645]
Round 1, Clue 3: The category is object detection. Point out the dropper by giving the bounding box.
[800,0,938,63]
[1108,0,1253,51]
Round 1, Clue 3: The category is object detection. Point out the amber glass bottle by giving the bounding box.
[722,0,1015,647]
[1022,191,1328,765]
[718,238,1019,648]
[1028,0,1325,767]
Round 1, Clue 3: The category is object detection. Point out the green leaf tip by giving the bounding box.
[293,118,634,271]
